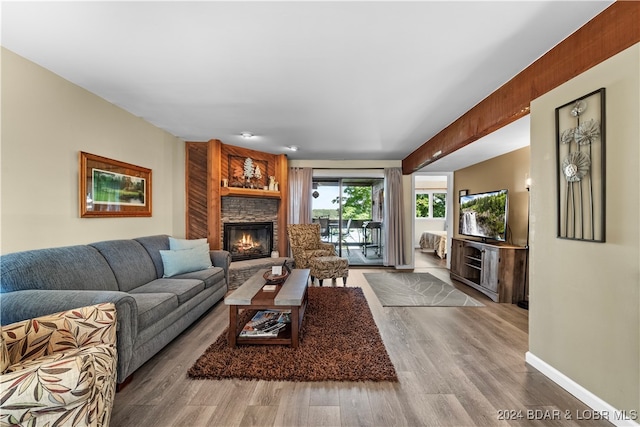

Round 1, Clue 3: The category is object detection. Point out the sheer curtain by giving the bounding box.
[383,167,406,266]
[288,167,313,224]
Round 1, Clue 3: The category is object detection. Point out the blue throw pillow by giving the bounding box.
[160,244,212,277]
[169,237,208,250]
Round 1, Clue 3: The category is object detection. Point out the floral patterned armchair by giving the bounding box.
[287,223,336,269]
[0,303,117,427]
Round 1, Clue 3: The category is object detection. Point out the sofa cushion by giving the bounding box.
[169,237,208,250]
[134,235,170,279]
[129,279,205,305]
[1,343,117,424]
[172,266,225,289]
[0,246,119,292]
[159,245,212,277]
[89,240,158,292]
[127,293,178,331]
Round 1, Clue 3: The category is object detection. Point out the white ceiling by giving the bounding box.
[1,1,613,168]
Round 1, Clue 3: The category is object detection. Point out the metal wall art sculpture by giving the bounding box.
[555,88,606,242]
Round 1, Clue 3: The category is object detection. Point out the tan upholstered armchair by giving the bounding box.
[1,303,117,427]
[287,223,336,269]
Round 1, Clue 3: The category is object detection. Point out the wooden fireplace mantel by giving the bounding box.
[219,187,281,199]
[185,139,289,256]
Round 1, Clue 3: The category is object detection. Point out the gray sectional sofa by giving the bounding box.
[0,235,230,386]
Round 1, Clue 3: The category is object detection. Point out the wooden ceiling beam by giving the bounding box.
[402,1,640,175]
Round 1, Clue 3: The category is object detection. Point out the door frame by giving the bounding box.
[412,172,454,269]
[312,169,385,264]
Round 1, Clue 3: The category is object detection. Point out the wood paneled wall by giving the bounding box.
[185,142,209,239]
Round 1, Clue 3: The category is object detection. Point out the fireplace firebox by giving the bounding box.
[223,222,273,261]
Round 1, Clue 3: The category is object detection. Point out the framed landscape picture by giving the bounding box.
[79,151,152,217]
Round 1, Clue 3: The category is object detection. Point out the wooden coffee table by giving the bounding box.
[225,268,310,348]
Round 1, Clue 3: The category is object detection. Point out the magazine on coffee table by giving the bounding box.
[240,310,291,337]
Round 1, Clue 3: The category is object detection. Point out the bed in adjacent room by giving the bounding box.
[419,230,448,259]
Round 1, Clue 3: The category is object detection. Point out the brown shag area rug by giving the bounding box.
[187,287,398,382]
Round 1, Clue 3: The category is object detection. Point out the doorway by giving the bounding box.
[413,173,453,269]
[312,177,384,266]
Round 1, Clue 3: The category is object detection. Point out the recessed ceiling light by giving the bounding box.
[240,132,254,139]
[288,145,299,151]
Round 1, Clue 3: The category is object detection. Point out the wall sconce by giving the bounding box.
[525,178,532,191]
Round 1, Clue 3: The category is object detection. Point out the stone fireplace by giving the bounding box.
[221,196,279,255]
[223,221,273,261]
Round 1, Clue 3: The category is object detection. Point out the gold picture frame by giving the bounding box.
[79,151,152,217]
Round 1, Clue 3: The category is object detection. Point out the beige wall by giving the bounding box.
[401,173,413,267]
[1,48,186,254]
[529,44,639,413]
[454,146,531,247]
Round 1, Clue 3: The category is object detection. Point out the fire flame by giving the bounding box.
[238,233,258,250]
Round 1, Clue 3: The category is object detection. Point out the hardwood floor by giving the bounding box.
[111,251,610,427]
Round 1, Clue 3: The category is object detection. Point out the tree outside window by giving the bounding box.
[332,186,372,219]
[416,191,446,218]
[312,185,374,219]
[432,193,446,218]
[416,194,430,218]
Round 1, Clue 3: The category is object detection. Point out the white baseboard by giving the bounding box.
[526,352,639,427]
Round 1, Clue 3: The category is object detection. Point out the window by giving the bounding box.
[311,176,384,266]
[416,191,446,218]
[416,194,430,217]
[432,193,446,218]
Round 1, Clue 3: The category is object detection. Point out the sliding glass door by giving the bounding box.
[312,177,384,266]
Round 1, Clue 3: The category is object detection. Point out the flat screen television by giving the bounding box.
[459,189,508,242]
